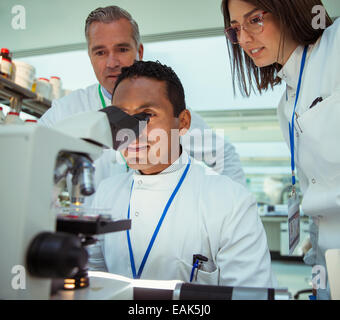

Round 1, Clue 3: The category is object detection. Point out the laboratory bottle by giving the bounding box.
[34,77,52,100]
[4,110,24,124]
[50,76,62,100]
[0,106,5,124]
[0,48,13,79]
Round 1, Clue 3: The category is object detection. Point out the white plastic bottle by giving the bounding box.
[0,106,5,124]
[4,110,24,124]
[35,77,52,100]
[50,76,62,100]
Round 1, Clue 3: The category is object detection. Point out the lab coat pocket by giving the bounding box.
[177,259,219,285]
[297,92,340,176]
[297,91,340,215]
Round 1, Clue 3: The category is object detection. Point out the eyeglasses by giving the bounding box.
[225,11,268,44]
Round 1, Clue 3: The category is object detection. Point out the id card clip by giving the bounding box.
[288,186,300,255]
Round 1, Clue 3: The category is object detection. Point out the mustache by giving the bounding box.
[104,60,139,77]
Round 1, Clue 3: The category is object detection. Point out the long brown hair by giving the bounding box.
[221,0,333,96]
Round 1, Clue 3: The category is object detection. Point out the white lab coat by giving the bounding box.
[90,150,275,288]
[277,18,340,299]
[38,83,246,206]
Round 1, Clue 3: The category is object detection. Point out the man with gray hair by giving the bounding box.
[39,5,246,206]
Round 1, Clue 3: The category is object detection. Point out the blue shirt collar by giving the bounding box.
[101,85,112,100]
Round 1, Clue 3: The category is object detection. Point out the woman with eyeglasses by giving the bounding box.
[222,0,340,300]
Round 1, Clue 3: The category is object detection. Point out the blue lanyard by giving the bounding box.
[289,46,308,186]
[126,158,191,279]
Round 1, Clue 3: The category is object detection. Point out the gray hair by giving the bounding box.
[85,6,141,47]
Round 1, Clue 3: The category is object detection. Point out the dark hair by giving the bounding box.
[221,0,333,97]
[85,6,140,47]
[113,61,186,117]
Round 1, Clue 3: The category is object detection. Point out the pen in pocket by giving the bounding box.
[309,97,323,109]
[190,254,208,282]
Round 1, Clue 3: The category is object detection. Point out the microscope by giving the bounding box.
[0,106,146,299]
[0,106,290,300]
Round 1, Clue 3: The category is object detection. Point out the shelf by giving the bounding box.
[261,215,309,223]
[0,76,51,118]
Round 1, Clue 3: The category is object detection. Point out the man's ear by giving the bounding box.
[178,109,191,136]
[137,43,144,61]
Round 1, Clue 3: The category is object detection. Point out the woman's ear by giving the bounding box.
[178,109,191,136]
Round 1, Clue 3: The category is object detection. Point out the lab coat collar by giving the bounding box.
[132,148,190,189]
[277,45,307,89]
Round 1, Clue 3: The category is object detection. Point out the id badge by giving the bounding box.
[288,188,300,255]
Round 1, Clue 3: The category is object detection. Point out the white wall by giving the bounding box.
[1,0,339,54]
[0,0,224,52]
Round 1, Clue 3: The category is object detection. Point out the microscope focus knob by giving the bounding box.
[26,232,88,278]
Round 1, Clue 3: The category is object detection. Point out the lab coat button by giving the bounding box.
[138,180,143,186]
[311,178,316,184]
[135,211,140,217]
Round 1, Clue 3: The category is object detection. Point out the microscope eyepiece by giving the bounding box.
[100,106,150,150]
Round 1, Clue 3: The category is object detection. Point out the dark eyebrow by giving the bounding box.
[91,43,133,53]
[230,8,261,24]
[118,103,162,113]
[116,43,133,48]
